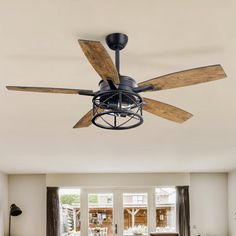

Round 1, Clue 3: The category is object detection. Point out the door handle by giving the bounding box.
[115,223,118,234]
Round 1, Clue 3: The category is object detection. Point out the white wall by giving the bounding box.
[5,173,230,236]
[0,172,8,236]
[46,173,190,187]
[190,173,228,236]
[228,170,236,236]
[8,175,46,236]
[5,173,189,236]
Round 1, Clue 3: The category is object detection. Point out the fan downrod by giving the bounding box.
[106,33,128,51]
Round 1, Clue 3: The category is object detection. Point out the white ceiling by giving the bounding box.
[0,0,236,174]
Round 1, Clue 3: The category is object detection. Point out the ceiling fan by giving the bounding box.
[6,33,227,130]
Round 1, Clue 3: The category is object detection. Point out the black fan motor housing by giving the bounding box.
[98,76,140,109]
[99,75,137,92]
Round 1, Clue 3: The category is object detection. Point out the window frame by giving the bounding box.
[59,186,177,236]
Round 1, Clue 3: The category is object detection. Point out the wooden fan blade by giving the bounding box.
[138,64,227,91]
[73,109,94,128]
[79,40,119,85]
[73,108,104,128]
[6,86,93,95]
[143,97,193,123]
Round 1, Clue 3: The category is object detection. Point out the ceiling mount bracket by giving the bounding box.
[106,33,128,74]
[106,33,128,51]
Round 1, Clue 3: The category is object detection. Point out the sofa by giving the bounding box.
[150,233,179,236]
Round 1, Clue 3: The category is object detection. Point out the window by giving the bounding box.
[88,193,114,236]
[59,188,81,236]
[155,187,176,233]
[123,193,148,236]
[58,187,177,236]
[132,195,144,204]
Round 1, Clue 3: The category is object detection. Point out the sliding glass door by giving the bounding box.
[83,188,154,236]
[81,189,118,236]
[59,187,176,236]
[88,192,114,236]
[123,192,148,236]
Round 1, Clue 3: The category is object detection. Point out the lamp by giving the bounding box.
[9,204,22,236]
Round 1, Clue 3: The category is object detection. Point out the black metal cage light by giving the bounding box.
[92,87,143,130]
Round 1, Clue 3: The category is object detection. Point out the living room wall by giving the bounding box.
[3,173,229,236]
[8,175,46,236]
[228,170,236,236]
[46,173,190,187]
[0,172,8,236]
[190,173,228,236]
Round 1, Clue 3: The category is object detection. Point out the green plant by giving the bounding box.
[61,194,80,205]
[88,194,98,203]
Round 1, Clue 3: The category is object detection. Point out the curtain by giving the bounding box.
[47,187,60,236]
[176,186,190,236]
